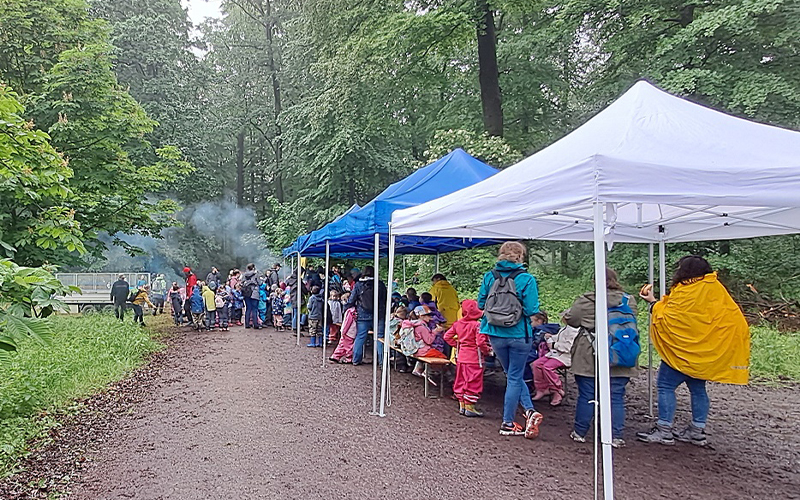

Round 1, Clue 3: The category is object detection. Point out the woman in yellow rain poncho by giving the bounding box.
[637,256,750,447]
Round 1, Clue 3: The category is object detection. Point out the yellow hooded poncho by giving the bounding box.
[651,272,750,385]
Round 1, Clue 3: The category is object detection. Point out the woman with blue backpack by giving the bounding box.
[564,267,640,448]
[477,241,543,439]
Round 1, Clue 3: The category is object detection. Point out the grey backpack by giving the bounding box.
[483,269,524,327]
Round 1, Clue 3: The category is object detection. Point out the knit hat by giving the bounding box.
[413,305,432,317]
[183,267,191,273]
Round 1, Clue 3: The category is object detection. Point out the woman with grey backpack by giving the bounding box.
[477,241,543,438]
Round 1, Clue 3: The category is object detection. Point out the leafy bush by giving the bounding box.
[0,315,162,475]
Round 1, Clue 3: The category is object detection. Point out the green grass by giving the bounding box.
[749,326,800,382]
[0,315,163,477]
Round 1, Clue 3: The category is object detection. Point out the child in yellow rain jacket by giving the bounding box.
[130,285,155,327]
[202,283,217,331]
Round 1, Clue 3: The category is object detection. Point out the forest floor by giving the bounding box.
[1,323,798,500]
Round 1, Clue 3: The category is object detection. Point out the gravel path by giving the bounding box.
[7,323,798,499]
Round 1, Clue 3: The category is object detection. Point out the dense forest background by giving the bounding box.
[1,0,798,305]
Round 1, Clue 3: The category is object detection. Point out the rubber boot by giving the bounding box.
[316,335,323,347]
[464,404,484,418]
[307,335,317,347]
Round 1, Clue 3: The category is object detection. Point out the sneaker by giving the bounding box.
[611,438,626,448]
[569,431,586,443]
[673,424,708,446]
[524,410,543,439]
[499,422,525,436]
[636,425,676,445]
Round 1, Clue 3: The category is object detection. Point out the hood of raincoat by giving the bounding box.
[460,299,482,321]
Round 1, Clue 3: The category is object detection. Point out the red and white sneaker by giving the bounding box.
[524,410,543,439]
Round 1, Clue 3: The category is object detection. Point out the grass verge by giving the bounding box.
[0,314,164,477]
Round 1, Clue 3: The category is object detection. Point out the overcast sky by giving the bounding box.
[182,0,223,25]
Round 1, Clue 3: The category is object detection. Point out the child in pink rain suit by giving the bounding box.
[329,302,357,363]
[444,299,491,417]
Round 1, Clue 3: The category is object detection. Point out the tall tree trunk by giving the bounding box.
[236,129,245,206]
[262,0,285,203]
[476,0,503,137]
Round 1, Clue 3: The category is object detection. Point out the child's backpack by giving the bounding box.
[127,290,140,303]
[483,269,524,327]
[214,295,224,309]
[583,294,641,368]
[398,325,422,357]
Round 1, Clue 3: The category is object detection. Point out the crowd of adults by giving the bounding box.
[108,241,749,445]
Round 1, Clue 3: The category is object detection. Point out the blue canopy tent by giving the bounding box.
[295,149,501,258]
[283,148,502,415]
[282,203,361,258]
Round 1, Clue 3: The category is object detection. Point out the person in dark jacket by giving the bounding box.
[266,264,281,287]
[110,274,130,322]
[307,286,324,348]
[345,266,387,366]
[168,283,183,326]
[242,263,261,329]
[206,267,221,291]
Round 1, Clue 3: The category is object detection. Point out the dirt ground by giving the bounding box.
[1,323,798,500]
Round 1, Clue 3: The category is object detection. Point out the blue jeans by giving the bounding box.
[352,318,385,365]
[489,336,534,424]
[657,362,709,429]
[244,297,260,328]
[574,375,629,439]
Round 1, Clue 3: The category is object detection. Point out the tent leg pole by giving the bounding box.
[379,230,396,416]
[371,233,380,416]
[322,241,330,367]
[297,253,301,347]
[647,243,654,417]
[593,202,615,500]
[434,252,440,274]
[402,255,406,289]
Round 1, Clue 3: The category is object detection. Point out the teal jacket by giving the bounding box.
[477,260,540,338]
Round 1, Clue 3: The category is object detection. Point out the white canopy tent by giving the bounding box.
[381,81,800,499]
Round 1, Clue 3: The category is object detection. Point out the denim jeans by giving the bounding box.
[489,336,534,424]
[244,297,260,328]
[205,310,217,329]
[573,375,629,439]
[657,362,709,429]
[352,318,385,365]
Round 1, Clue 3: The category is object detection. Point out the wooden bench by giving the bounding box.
[379,339,452,398]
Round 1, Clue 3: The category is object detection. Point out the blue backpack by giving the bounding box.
[607,294,640,367]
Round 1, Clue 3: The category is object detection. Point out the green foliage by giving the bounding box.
[0,259,75,356]
[423,129,522,167]
[0,315,162,474]
[0,84,85,262]
[0,0,194,266]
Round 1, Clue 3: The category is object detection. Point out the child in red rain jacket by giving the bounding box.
[445,299,490,417]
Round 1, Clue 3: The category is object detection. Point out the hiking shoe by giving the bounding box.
[673,424,708,446]
[499,422,525,436]
[524,410,543,439]
[611,438,626,449]
[569,431,586,443]
[637,425,675,445]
